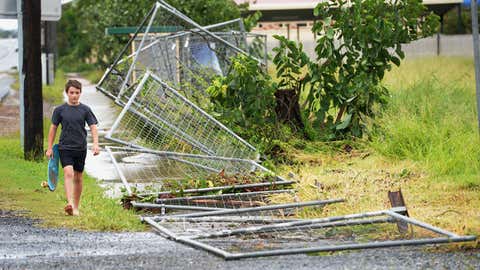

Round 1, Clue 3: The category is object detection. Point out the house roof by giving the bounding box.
[234,0,462,21]
[235,0,462,10]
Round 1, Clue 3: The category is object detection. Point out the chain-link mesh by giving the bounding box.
[145,209,475,259]
[107,72,258,159]
[106,146,270,195]
[96,1,266,108]
[107,145,315,218]
[106,146,341,213]
[129,31,239,106]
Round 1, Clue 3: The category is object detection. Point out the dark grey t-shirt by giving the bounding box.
[52,103,98,151]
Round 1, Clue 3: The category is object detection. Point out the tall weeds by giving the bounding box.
[372,57,480,186]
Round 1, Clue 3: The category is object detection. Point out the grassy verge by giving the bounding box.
[9,69,67,105]
[375,56,479,187]
[43,70,68,104]
[80,69,104,85]
[0,135,145,231]
[287,151,479,244]
[279,57,479,248]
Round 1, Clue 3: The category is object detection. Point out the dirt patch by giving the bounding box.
[0,90,20,136]
[0,86,56,137]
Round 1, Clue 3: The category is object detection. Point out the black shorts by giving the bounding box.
[59,149,87,172]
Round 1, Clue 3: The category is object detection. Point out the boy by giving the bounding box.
[46,79,99,216]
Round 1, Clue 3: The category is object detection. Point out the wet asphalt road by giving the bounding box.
[1,211,479,270]
[0,39,17,73]
[0,74,15,102]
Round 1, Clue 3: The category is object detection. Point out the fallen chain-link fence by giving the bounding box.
[105,146,273,197]
[105,144,341,207]
[143,208,476,260]
[96,1,266,109]
[106,71,258,159]
[105,145,476,259]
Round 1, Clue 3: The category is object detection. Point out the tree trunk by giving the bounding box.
[274,89,304,131]
[335,105,347,124]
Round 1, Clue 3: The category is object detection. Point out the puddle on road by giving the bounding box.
[0,74,16,101]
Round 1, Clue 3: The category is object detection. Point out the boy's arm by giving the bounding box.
[45,124,58,159]
[89,124,100,156]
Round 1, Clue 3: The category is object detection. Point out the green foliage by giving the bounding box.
[372,57,480,187]
[242,10,262,32]
[310,0,439,138]
[167,0,241,25]
[272,35,309,93]
[57,0,241,69]
[271,35,310,133]
[42,70,68,105]
[0,29,17,38]
[208,0,440,148]
[272,0,439,140]
[442,7,480,34]
[207,54,278,147]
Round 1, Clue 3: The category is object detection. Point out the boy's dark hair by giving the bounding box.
[65,79,82,93]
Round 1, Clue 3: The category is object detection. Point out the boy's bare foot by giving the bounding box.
[73,209,80,216]
[64,204,73,216]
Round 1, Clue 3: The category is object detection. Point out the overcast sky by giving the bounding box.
[0,0,74,30]
[0,19,17,31]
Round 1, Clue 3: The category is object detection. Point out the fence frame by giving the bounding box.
[144,208,476,260]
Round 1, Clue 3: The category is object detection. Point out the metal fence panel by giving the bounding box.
[106,72,258,160]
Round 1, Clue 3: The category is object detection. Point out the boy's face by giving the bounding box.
[66,86,81,105]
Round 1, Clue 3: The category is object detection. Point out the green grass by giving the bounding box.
[0,135,145,231]
[80,69,105,85]
[43,70,67,104]
[9,69,67,105]
[372,57,480,187]
[279,57,479,246]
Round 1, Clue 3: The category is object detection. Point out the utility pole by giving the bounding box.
[472,0,480,135]
[18,0,43,160]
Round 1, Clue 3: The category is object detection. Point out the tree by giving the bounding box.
[274,0,439,139]
[272,35,310,133]
[207,54,278,145]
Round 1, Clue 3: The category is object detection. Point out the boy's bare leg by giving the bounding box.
[73,171,83,216]
[63,166,74,215]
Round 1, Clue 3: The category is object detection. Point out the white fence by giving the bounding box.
[255,27,475,59]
